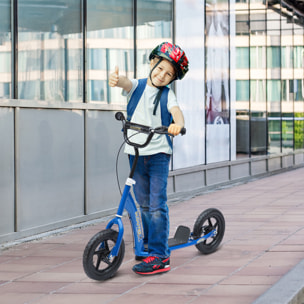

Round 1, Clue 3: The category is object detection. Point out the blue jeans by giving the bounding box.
[129,153,171,258]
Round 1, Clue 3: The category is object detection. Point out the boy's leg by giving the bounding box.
[147,153,171,259]
[132,153,171,275]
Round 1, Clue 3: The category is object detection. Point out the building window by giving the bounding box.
[87,0,134,104]
[18,1,83,102]
[236,80,249,101]
[0,0,11,99]
[136,0,173,79]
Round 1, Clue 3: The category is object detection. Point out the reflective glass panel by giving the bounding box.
[281,9,294,153]
[235,1,250,158]
[136,0,173,79]
[294,22,304,150]
[0,0,11,99]
[18,0,83,102]
[87,0,134,103]
[250,0,267,156]
[173,0,205,169]
[266,2,281,154]
[205,0,230,163]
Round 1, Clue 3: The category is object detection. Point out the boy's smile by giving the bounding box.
[148,58,176,88]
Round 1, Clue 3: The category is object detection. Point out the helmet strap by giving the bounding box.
[153,87,163,116]
[149,56,175,116]
[149,57,163,89]
[149,57,164,116]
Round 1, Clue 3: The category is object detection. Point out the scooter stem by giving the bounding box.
[129,147,139,179]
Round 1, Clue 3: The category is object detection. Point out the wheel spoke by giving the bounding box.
[208,218,212,227]
[94,243,111,270]
[106,243,111,252]
[94,250,103,270]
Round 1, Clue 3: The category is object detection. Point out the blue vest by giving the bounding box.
[126,78,172,148]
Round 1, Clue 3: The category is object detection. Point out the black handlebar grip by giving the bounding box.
[115,112,125,121]
[180,127,186,135]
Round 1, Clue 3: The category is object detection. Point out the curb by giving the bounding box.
[252,259,304,304]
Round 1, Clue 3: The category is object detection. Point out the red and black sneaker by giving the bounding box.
[132,256,170,275]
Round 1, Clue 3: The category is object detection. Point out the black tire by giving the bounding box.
[193,208,225,254]
[83,229,125,281]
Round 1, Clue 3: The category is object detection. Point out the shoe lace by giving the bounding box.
[143,256,158,263]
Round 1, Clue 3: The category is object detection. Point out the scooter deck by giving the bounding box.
[168,225,191,247]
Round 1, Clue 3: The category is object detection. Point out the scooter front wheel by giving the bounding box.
[83,229,125,281]
[193,208,225,254]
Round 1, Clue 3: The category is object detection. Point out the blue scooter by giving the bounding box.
[82,112,225,281]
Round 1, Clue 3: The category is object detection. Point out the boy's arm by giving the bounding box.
[168,106,185,136]
[108,66,133,93]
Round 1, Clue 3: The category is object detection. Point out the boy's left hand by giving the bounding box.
[168,123,183,136]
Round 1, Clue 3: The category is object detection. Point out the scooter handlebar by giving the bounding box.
[180,127,186,136]
[115,111,186,134]
[115,111,125,121]
[115,111,186,149]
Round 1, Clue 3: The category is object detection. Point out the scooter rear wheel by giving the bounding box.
[83,229,125,281]
[193,208,225,254]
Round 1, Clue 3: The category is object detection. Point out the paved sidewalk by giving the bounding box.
[1,167,304,304]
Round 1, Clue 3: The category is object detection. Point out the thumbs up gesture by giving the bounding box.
[109,66,119,87]
[108,66,132,92]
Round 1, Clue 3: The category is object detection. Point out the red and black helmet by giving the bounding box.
[149,42,189,80]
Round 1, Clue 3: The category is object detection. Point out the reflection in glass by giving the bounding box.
[87,0,134,103]
[249,1,268,156]
[294,24,304,150]
[294,46,303,69]
[267,46,281,68]
[266,6,281,153]
[295,112,304,149]
[268,117,281,154]
[236,80,249,101]
[282,117,293,152]
[136,0,172,79]
[0,0,11,99]
[205,1,230,125]
[205,0,230,164]
[281,13,294,153]
[267,78,281,154]
[235,1,250,158]
[18,1,83,102]
[250,46,266,69]
[236,48,249,69]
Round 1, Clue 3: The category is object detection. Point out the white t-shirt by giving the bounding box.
[123,79,179,156]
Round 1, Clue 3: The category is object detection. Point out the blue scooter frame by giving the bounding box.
[82,112,225,281]
[105,185,218,260]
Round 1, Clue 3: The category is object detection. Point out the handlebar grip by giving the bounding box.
[180,127,186,136]
[115,112,125,121]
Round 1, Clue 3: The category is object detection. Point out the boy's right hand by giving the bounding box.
[108,66,133,93]
[109,66,119,87]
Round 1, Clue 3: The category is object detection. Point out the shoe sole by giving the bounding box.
[134,266,171,275]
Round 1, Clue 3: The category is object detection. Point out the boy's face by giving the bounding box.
[148,58,176,87]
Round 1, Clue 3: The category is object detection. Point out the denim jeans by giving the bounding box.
[129,153,171,258]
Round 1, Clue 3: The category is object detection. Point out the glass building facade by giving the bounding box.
[234,0,304,157]
[1,0,303,161]
[0,0,303,242]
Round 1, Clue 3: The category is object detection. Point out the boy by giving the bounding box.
[109,42,189,275]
